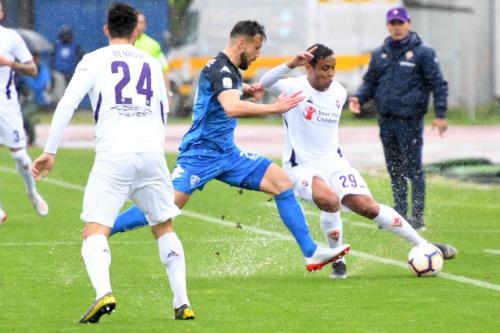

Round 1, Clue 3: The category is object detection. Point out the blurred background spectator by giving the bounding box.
[17,52,52,145]
[52,25,82,85]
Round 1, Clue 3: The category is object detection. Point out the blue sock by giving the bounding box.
[110,205,148,236]
[274,189,317,257]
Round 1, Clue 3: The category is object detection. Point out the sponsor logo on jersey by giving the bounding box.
[222,77,233,89]
[220,66,231,73]
[240,151,259,160]
[111,104,152,117]
[303,99,317,120]
[301,179,309,187]
[190,175,200,188]
[304,105,317,120]
[303,98,338,124]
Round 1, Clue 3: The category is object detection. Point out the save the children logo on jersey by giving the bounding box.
[303,99,317,120]
[303,98,339,124]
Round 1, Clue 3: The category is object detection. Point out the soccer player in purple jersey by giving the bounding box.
[259,44,456,278]
[33,3,194,322]
[0,2,48,222]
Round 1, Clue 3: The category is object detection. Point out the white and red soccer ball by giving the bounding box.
[408,243,444,277]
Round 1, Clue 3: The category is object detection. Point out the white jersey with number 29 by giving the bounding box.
[44,44,168,154]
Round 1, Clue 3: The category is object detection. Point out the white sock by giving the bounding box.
[374,204,427,246]
[158,232,189,309]
[11,149,36,195]
[81,234,112,299]
[320,211,345,264]
[320,211,344,248]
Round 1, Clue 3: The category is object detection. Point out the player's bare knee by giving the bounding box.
[268,175,293,195]
[357,201,379,219]
[364,202,380,219]
[81,222,110,239]
[278,177,293,192]
[315,196,340,213]
[151,220,174,239]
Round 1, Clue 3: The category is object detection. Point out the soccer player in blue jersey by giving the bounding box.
[111,20,350,272]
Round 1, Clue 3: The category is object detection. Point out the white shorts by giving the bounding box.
[81,151,181,227]
[285,157,371,212]
[0,103,26,149]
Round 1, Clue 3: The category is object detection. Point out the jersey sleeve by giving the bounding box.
[259,63,294,96]
[269,79,296,96]
[44,54,97,154]
[209,65,240,97]
[12,32,33,64]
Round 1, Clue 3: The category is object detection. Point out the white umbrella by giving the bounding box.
[14,29,54,54]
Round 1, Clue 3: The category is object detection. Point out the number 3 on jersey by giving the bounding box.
[111,61,153,106]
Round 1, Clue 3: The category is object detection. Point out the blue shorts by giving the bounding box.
[171,148,273,194]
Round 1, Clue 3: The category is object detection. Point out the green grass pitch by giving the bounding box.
[0,148,499,332]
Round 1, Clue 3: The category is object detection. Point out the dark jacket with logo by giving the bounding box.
[356,31,448,119]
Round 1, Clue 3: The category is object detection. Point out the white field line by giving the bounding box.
[2,166,500,293]
[484,249,500,255]
[262,201,376,229]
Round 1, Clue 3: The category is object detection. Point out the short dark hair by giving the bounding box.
[107,2,138,38]
[307,43,334,67]
[230,20,266,40]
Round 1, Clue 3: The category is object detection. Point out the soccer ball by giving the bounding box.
[408,243,444,277]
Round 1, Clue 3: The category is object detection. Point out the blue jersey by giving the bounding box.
[179,52,243,154]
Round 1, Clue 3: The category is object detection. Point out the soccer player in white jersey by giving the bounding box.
[0,3,48,222]
[259,44,456,278]
[32,3,194,322]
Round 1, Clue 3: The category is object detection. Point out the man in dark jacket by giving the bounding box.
[349,6,448,230]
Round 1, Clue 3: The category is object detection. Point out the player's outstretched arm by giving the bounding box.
[0,55,37,77]
[242,82,265,101]
[32,153,56,180]
[218,89,303,118]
